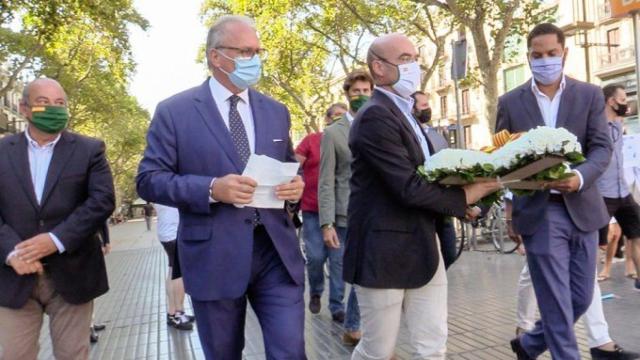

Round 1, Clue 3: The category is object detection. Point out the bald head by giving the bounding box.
[367,33,418,86]
[22,78,67,107]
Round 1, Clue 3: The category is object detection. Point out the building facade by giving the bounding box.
[0,72,27,138]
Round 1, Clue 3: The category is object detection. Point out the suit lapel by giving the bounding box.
[372,90,426,164]
[8,134,39,210]
[249,89,266,156]
[520,80,545,128]
[193,79,243,173]
[40,131,77,207]
[555,78,575,129]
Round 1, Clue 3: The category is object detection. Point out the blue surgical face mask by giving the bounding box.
[217,51,262,90]
[530,56,563,85]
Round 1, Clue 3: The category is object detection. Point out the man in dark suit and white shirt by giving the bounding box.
[498,24,612,360]
[345,33,499,360]
[0,78,115,359]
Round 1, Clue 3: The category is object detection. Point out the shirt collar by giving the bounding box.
[375,87,414,114]
[346,112,354,123]
[531,74,566,99]
[25,126,61,150]
[208,76,250,107]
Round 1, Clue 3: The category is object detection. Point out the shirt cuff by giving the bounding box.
[5,250,17,265]
[49,232,65,253]
[209,178,218,203]
[574,170,584,191]
[503,190,513,201]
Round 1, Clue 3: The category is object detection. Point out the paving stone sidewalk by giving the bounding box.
[35,219,639,359]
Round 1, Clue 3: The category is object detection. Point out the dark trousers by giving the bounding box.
[191,226,306,360]
[520,203,597,360]
[436,216,457,269]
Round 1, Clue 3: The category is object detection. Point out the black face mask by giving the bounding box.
[415,108,432,124]
[613,102,628,117]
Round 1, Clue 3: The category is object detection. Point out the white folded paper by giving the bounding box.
[237,154,300,209]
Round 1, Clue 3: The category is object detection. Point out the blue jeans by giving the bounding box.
[302,212,345,315]
[337,226,360,333]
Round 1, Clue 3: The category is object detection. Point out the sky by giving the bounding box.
[129,0,208,114]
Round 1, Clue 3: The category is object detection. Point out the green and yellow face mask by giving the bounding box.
[349,95,370,113]
[30,106,69,134]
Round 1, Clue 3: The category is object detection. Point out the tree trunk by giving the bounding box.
[483,71,499,133]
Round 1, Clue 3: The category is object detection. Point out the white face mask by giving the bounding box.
[392,61,422,98]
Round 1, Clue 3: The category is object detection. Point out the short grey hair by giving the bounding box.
[206,15,256,69]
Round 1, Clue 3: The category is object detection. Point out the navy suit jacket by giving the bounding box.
[0,131,114,308]
[345,90,467,289]
[496,77,612,235]
[136,79,304,301]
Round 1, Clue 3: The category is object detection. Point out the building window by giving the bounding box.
[606,28,620,63]
[438,65,447,87]
[440,95,448,118]
[461,89,470,115]
[464,125,472,148]
[504,65,526,92]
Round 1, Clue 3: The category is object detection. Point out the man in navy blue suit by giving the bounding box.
[136,15,306,359]
[498,24,612,360]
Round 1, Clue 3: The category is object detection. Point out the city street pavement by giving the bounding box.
[36,219,640,359]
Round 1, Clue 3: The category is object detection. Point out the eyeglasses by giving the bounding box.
[370,50,419,66]
[215,46,268,60]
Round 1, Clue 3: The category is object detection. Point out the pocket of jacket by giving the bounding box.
[180,225,212,242]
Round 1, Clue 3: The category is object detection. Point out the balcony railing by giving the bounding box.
[599,47,635,68]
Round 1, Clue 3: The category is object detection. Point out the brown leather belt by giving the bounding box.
[548,193,564,203]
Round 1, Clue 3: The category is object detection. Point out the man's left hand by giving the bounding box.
[546,172,581,193]
[15,233,58,263]
[102,243,112,255]
[465,206,482,221]
[276,175,305,202]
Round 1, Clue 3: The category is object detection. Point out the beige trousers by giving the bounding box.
[352,250,448,360]
[0,274,93,360]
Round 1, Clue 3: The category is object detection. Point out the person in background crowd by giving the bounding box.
[498,23,612,360]
[411,90,462,268]
[596,84,640,290]
[0,78,115,360]
[136,15,306,359]
[90,222,111,343]
[325,103,348,126]
[154,203,195,331]
[318,69,373,345]
[143,202,153,231]
[295,102,346,317]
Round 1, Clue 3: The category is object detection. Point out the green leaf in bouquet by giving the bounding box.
[565,151,586,164]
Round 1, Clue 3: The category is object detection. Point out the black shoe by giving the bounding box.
[332,310,345,324]
[175,311,195,323]
[90,327,99,343]
[92,323,106,332]
[510,338,533,360]
[591,345,640,360]
[309,295,321,314]
[635,279,640,291]
[167,314,193,331]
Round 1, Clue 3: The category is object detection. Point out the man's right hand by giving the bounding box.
[8,255,43,275]
[323,227,340,249]
[507,220,525,255]
[463,180,501,205]
[211,174,258,204]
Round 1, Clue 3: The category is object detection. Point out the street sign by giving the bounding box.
[611,0,640,18]
[451,39,467,81]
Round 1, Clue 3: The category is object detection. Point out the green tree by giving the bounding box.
[414,0,554,130]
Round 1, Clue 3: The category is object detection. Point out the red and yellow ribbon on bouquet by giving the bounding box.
[480,129,523,153]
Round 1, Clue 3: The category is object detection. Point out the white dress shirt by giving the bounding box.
[208,76,256,153]
[153,204,179,243]
[375,87,430,163]
[25,128,65,253]
[346,111,354,123]
[530,75,583,190]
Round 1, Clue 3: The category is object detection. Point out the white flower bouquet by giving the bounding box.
[417,126,586,195]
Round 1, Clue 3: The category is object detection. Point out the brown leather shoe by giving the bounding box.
[309,295,321,314]
[342,331,361,346]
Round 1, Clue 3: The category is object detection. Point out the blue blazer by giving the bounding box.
[136,79,304,301]
[496,77,612,235]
